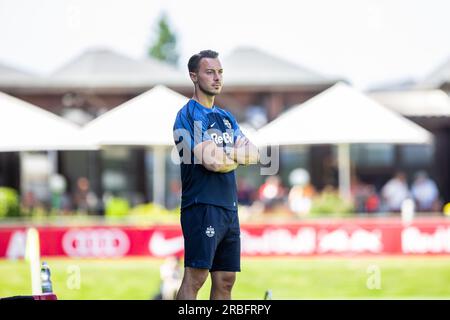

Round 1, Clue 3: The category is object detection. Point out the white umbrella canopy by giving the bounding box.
[238,123,259,144]
[81,85,189,206]
[0,91,97,152]
[256,82,432,146]
[81,85,189,146]
[255,82,433,200]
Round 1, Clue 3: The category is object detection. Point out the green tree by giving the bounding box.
[148,13,179,66]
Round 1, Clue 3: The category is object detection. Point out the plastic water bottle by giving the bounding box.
[40,262,53,294]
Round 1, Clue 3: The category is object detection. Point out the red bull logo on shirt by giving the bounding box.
[210,131,233,145]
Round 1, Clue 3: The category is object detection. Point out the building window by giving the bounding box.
[401,145,434,167]
[280,146,310,185]
[350,144,395,167]
[101,147,130,194]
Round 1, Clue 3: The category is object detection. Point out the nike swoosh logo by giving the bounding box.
[148,232,184,257]
[210,122,216,128]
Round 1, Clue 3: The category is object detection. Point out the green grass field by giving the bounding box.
[1,256,450,299]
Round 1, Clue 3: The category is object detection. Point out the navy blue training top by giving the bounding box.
[173,99,245,211]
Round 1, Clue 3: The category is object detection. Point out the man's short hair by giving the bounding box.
[188,50,219,73]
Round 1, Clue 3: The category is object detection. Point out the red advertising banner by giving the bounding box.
[1,217,450,259]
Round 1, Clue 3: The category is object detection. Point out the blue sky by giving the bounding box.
[0,0,449,89]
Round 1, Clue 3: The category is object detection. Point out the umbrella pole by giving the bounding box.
[47,150,58,174]
[152,146,166,207]
[337,143,351,200]
[19,152,25,197]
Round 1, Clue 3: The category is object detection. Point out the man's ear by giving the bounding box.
[189,72,197,83]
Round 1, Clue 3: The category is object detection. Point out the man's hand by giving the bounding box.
[193,140,238,173]
[235,136,249,148]
[229,136,260,165]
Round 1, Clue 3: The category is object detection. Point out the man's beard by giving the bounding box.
[198,82,220,97]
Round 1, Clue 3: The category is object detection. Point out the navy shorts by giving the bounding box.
[180,204,241,272]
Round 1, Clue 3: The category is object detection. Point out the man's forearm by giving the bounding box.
[216,161,239,173]
[201,142,239,173]
[203,155,238,173]
[229,144,260,165]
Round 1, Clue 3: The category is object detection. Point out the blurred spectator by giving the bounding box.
[166,179,181,210]
[288,168,316,217]
[351,177,369,213]
[381,171,410,212]
[351,178,380,214]
[288,184,316,217]
[237,177,255,206]
[22,190,37,215]
[153,256,183,300]
[365,185,380,213]
[49,173,69,214]
[73,177,98,215]
[411,171,440,212]
[257,175,287,212]
[323,154,338,188]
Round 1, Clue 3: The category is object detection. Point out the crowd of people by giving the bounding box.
[18,170,442,217]
[22,176,102,216]
[237,170,443,216]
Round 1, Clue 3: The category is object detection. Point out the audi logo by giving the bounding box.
[62,228,130,257]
